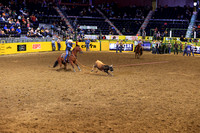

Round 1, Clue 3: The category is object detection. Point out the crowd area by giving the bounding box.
[0,1,50,37]
[150,40,196,56]
[0,0,75,38]
[153,5,193,20]
[97,2,151,19]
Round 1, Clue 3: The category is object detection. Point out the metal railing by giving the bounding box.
[0,37,54,43]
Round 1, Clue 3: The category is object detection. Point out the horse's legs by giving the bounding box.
[64,62,67,70]
[57,58,64,71]
[70,61,76,72]
[74,61,81,71]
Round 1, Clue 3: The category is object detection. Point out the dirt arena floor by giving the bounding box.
[0,51,200,133]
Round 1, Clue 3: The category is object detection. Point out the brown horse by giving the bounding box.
[53,45,83,72]
[134,43,143,59]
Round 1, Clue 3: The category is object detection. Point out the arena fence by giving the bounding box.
[1,36,200,55]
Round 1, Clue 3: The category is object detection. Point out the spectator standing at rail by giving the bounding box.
[155,41,160,54]
[186,44,191,56]
[191,44,194,56]
[167,43,172,54]
[51,38,56,51]
[119,40,124,53]
[116,40,119,53]
[183,44,187,56]
[152,40,156,54]
[85,38,90,51]
[179,42,183,53]
[174,42,178,55]
[57,37,61,51]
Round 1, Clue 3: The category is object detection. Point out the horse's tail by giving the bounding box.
[53,60,58,68]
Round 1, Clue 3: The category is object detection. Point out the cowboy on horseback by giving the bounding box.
[64,39,74,63]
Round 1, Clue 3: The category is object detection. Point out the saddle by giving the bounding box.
[61,52,71,63]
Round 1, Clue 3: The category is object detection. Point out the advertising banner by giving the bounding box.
[192,46,200,54]
[77,42,100,51]
[84,35,98,40]
[142,42,151,51]
[17,44,26,51]
[109,43,133,51]
[32,44,41,50]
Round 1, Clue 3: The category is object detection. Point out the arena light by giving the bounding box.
[194,2,197,6]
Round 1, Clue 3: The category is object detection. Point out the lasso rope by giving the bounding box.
[76,59,92,70]
[76,60,169,70]
[113,61,169,68]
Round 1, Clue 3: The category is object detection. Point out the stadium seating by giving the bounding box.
[146,20,189,37]
[152,6,193,20]
[0,1,196,38]
[111,19,143,35]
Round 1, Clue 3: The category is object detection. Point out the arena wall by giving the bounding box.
[0,41,135,55]
[1,36,200,55]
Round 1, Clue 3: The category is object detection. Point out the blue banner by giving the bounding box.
[141,42,151,51]
[109,43,133,51]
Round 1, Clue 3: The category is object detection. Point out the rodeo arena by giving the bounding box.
[1,0,200,132]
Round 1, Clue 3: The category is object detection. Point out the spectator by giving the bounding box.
[174,42,179,55]
[119,40,123,53]
[156,31,161,40]
[156,41,160,54]
[16,27,21,34]
[85,38,90,51]
[142,29,146,40]
[152,40,156,54]
[10,25,15,31]
[179,42,183,53]
[57,37,61,51]
[0,15,5,22]
[167,43,172,54]
[4,24,10,33]
[0,29,5,35]
[116,40,119,53]
[51,38,56,51]
[15,19,20,27]
[191,44,194,56]
[183,43,188,56]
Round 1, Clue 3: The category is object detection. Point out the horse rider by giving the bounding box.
[65,36,69,49]
[138,42,143,55]
[64,39,74,63]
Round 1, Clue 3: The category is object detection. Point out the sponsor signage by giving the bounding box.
[142,42,151,51]
[192,46,200,54]
[109,43,133,51]
[17,44,26,51]
[81,44,96,48]
[32,44,41,50]
[6,46,12,49]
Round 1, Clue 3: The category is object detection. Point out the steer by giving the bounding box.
[91,60,113,76]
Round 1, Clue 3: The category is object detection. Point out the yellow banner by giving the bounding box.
[77,42,100,51]
[118,36,126,40]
